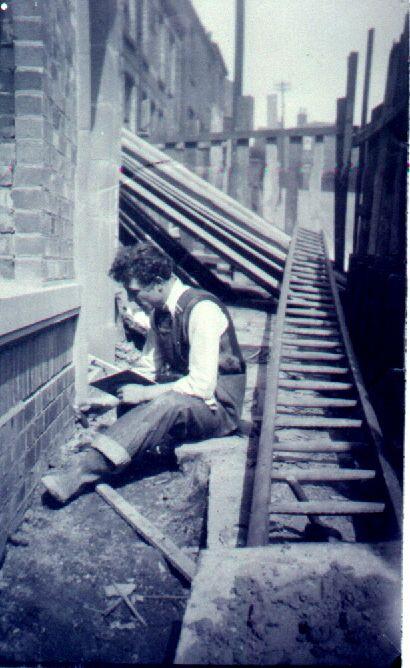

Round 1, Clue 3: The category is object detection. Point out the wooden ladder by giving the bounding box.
[247,227,402,546]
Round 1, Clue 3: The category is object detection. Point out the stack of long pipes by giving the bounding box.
[120,128,291,294]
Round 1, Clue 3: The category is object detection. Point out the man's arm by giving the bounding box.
[119,300,227,406]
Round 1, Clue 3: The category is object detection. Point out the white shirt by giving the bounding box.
[134,278,228,404]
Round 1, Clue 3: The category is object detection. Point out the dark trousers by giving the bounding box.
[94,391,238,467]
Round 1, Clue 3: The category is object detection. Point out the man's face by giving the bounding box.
[127,277,165,312]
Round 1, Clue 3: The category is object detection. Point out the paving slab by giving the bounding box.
[175,542,401,666]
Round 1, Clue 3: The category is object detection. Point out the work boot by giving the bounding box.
[41,449,111,504]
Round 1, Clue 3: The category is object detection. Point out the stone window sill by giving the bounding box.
[0,281,81,345]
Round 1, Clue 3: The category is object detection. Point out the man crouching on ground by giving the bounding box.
[42,242,246,504]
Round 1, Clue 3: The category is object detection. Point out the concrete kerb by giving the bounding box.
[176,434,250,550]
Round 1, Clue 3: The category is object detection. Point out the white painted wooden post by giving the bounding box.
[209,140,224,191]
[262,137,280,225]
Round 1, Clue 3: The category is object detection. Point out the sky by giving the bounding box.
[192,0,408,128]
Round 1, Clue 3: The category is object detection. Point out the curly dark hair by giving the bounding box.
[109,243,173,287]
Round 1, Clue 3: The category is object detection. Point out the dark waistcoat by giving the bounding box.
[151,288,246,424]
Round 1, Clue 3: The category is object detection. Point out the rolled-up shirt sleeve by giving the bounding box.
[172,300,228,402]
[131,327,162,381]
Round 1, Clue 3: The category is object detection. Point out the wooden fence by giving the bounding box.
[341,17,408,475]
[155,125,337,238]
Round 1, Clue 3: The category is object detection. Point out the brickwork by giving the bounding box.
[0,0,77,282]
[0,8,16,278]
[0,0,81,561]
[0,317,76,559]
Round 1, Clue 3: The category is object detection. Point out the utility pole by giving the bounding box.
[275,80,291,128]
[232,0,245,131]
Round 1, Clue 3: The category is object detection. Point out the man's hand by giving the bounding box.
[79,396,120,412]
[117,384,149,405]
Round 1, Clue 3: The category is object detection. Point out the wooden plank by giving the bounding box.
[272,469,376,482]
[272,440,363,453]
[281,363,348,374]
[122,129,290,250]
[247,227,299,547]
[322,233,403,530]
[281,351,344,361]
[122,164,287,272]
[279,379,352,391]
[275,416,362,428]
[277,396,356,407]
[96,484,197,582]
[269,501,385,515]
[121,182,280,293]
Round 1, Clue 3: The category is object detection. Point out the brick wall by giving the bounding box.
[0,8,15,278]
[0,317,76,558]
[0,0,77,282]
[0,0,80,562]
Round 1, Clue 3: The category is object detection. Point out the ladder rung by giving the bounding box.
[275,416,362,428]
[277,396,357,407]
[283,338,341,348]
[293,261,326,270]
[294,253,325,262]
[292,262,327,271]
[280,364,348,374]
[279,380,353,391]
[296,241,323,250]
[292,270,328,279]
[282,351,344,361]
[295,248,324,257]
[289,294,333,303]
[286,318,337,326]
[269,501,385,515]
[271,469,376,482]
[290,281,331,290]
[288,298,333,308]
[272,440,364,453]
[290,286,332,296]
[286,309,335,317]
[284,328,339,337]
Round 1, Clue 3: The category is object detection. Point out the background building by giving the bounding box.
[121,0,228,141]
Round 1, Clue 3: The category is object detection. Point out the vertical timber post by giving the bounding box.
[334,97,346,268]
[284,136,302,235]
[229,0,245,198]
[334,51,358,271]
[232,0,244,132]
[353,29,374,252]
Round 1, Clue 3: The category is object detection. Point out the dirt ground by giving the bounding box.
[180,547,402,666]
[0,413,208,665]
